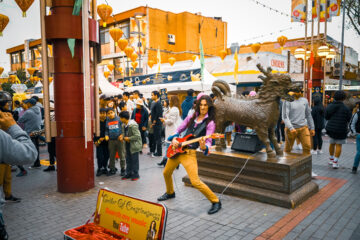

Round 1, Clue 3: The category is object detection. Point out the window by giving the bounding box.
[100,29,110,44]
[11,53,20,64]
[21,52,25,62]
[116,21,130,39]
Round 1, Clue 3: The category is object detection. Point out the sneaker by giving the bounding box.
[120,169,126,176]
[328,158,334,165]
[131,177,140,181]
[152,153,162,158]
[311,150,317,155]
[332,161,339,169]
[16,170,27,177]
[351,167,357,174]
[29,164,41,169]
[121,174,132,180]
[317,150,323,154]
[311,171,318,178]
[5,195,21,203]
[106,169,117,176]
[101,168,108,175]
[43,166,55,172]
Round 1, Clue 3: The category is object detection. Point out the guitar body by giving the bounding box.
[166,134,194,159]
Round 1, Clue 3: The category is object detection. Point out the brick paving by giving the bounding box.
[3,137,360,240]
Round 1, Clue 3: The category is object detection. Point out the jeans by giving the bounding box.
[48,137,56,165]
[313,128,323,150]
[353,134,360,168]
[148,133,155,153]
[31,136,40,166]
[108,139,125,170]
[96,144,109,170]
[125,144,139,178]
[153,124,163,156]
[276,120,285,143]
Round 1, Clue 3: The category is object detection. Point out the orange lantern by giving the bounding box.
[118,67,123,73]
[9,75,16,83]
[130,53,138,62]
[251,43,261,55]
[168,57,176,66]
[49,77,53,83]
[0,14,9,37]
[27,67,37,76]
[124,47,134,58]
[104,71,110,79]
[97,4,113,27]
[131,61,138,69]
[15,0,34,17]
[0,67,3,75]
[109,28,123,46]
[218,50,227,61]
[118,39,128,51]
[33,76,39,82]
[107,64,115,72]
[192,55,197,62]
[277,36,288,51]
[148,60,155,68]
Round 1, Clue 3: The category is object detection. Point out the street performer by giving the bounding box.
[157,94,222,215]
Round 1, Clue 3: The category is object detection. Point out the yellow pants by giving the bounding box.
[284,126,311,154]
[163,150,219,203]
[0,164,12,198]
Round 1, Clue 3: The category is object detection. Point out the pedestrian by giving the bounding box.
[12,100,23,121]
[0,110,37,239]
[131,99,149,152]
[123,92,135,116]
[282,85,315,155]
[17,98,42,168]
[325,90,352,169]
[94,108,109,176]
[119,111,142,181]
[105,108,126,176]
[158,95,182,166]
[350,105,360,174]
[181,89,194,119]
[311,96,325,154]
[150,91,163,157]
[157,95,222,215]
[276,99,285,144]
[43,101,56,172]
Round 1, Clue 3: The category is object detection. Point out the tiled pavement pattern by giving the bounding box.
[3,137,360,240]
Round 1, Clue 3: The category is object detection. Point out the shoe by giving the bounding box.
[107,169,117,176]
[317,150,323,154]
[208,201,222,215]
[29,164,41,169]
[16,170,27,177]
[332,161,339,169]
[176,164,180,170]
[96,169,102,177]
[351,167,357,174]
[102,168,108,175]
[328,158,334,165]
[11,166,17,172]
[311,150,317,155]
[157,192,175,201]
[121,174,132,180]
[131,176,140,181]
[120,169,126,176]
[43,166,55,172]
[152,153,162,158]
[157,158,167,167]
[5,195,21,203]
[311,171,318,178]
[0,225,8,240]
[147,152,153,156]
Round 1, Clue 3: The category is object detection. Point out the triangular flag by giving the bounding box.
[67,0,82,58]
[199,38,205,81]
[234,47,239,84]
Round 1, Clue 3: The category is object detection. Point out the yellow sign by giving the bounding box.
[94,189,167,240]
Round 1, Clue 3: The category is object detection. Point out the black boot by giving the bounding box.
[157,158,167,167]
[157,192,175,201]
[208,201,222,215]
[43,165,55,172]
[352,167,357,174]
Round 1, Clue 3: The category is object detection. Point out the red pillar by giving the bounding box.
[45,0,95,192]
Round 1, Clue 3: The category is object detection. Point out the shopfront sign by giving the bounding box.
[325,85,360,91]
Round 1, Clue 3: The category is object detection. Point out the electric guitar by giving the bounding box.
[29,129,45,137]
[166,133,224,159]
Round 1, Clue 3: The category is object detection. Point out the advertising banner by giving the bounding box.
[291,0,306,22]
[94,189,167,240]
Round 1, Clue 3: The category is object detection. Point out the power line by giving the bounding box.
[238,26,295,43]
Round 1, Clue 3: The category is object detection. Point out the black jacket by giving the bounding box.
[311,98,325,130]
[150,100,163,126]
[325,101,352,139]
[131,107,149,129]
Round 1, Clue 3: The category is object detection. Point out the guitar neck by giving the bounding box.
[182,135,211,147]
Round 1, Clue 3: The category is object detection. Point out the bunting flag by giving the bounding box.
[67,0,82,58]
[312,0,318,19]
[291,0,306,22]
[234,47,239,84]
[199,38,205,81]
[328,0,341,17]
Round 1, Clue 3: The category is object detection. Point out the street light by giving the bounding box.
[134,12,145,74]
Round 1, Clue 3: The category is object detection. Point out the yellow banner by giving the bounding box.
[94,189,167,240]
[312,0,317,19]
[291,0,306,22]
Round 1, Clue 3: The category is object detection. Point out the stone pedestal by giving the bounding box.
[182,148,319,208]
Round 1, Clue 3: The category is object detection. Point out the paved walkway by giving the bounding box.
[3,137,360,240]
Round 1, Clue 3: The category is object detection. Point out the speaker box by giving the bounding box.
[231,132,264,153]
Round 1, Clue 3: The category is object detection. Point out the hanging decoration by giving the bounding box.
[251,43,261,55]
[49,77,53,83]
[277,36,288,51]
[107,64,115,72]
[97,4,113,27]
[118,39,128,51]
[192,55,197,62]
[294,47,306,60]
[118,67,123,74]
[131,61,138,69]
[218,50,227,61]
[148,60,155,68]
[0,67,3,76]
[124,47,134,58]
[15,0,35,17]
[27,67,37,77]
[168,57,176,66]
[0,14,9,37]
[109,28,123,46]
[103,71,110,79]
[130,52,138,62]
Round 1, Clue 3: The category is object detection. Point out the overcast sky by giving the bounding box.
[0,0,359,74]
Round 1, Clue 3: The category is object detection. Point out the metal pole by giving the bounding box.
[92,0,100,137]
[339,0,346,90]
[303,0,308,99]
[309,1,314,105]
[138,19,142,74]
[40,0,51,142]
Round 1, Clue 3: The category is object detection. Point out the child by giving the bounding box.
[119,111,142,181]
[105,108,126,176]
[94,108,109,176]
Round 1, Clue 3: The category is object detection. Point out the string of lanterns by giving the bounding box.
[248,0,289,17]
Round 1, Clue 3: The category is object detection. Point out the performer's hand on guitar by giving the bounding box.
[124,137,130,142]
[199,137,206,151]
[171,138,179,148]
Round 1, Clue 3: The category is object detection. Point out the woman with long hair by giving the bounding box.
[146,220,157,240]
[158,95,182,166]
[157,94,222,215]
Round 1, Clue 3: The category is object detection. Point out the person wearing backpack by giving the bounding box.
[350,108,360,174]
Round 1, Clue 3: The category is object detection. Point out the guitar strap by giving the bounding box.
[185,120,207,138]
